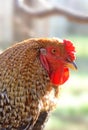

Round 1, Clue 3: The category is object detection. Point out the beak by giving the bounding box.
[66,61,77,71]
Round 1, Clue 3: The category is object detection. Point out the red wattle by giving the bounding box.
[50,68,69,86]
[60,68,69,85]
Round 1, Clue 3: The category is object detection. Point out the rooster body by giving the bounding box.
[0,38,77,129]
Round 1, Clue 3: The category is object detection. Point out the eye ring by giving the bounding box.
[51,49,56,54]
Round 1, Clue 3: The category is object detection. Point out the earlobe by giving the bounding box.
[40,48,47,55]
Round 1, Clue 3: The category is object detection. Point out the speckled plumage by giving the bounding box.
[0,38,63,130]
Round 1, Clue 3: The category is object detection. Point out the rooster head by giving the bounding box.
[39,38,77,86]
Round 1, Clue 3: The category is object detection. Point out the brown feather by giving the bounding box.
[0,38,61,129]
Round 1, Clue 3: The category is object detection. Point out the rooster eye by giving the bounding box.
[51,49,56,54]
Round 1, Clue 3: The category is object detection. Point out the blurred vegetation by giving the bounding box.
[66,35,88,58]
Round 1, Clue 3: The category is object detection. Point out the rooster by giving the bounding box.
[0,38,77,130]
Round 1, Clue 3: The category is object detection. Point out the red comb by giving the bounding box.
[63,39,76,61]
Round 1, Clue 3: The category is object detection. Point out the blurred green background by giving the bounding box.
[0,0,88,130]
